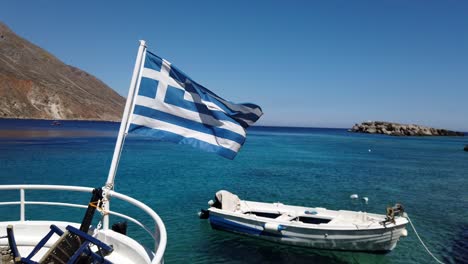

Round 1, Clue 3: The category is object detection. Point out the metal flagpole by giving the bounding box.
[102,40,147,229]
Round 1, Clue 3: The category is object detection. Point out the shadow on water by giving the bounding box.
[446,224,468,264]
[196,225,390,264]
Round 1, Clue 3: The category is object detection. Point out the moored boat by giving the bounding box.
[201,190,409,252]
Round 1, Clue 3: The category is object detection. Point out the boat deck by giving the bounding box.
[236,200,408,229]
[0,185,167,264]
[0,221,152,263]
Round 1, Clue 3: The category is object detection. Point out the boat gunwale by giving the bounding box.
[209,205,408,231]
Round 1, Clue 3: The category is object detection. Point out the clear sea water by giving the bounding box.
[0,119,467,264]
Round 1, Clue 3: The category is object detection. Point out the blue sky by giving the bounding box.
[1,1,467,130]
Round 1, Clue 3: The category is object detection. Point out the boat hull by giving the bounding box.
[208,210,407,252]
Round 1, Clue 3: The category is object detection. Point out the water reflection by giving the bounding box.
[192,227,390,264]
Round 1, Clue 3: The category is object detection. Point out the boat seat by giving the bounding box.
[328,211,371,226]
[7,224,113,264]
[275,213,296,221]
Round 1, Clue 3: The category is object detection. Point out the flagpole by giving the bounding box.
[102,40,147,229]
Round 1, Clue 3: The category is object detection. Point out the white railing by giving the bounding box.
[0,184,167,264]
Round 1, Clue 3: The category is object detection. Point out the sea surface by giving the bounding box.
[0,119,467,264]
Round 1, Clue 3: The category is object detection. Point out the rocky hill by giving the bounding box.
[0,22,124,121]
[350,121,464,136]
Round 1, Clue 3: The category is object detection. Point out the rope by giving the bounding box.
[406,215,445,264]
[89,200,109,232]
[88,201,109,216]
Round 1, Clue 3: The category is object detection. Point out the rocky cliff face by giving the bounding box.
[0,22,125,121]
[350,121,464,136]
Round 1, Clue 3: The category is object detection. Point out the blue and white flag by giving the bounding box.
[128,51,263,159]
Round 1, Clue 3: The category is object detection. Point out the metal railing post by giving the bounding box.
[154,224,158,254]
[20,188,25,221]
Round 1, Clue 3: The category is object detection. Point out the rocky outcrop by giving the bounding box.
[350,121,464,137]
[0,21,125,121]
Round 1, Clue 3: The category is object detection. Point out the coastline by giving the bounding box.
[0,119,466,137]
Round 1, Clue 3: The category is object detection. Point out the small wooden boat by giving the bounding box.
[200,190,408,252]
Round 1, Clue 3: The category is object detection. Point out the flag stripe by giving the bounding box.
[129,124,238,159]
[162,86,238,123]
[164,85,261,127]
[184,80,263,121]
[133,105,246,145]
[130,115,241,156]
[143,66,262,125]
[142,52,263,121]
[168,63,263,117]
[135,95,246,137]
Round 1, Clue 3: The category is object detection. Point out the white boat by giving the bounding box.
[0,41,167,263]
[201,190,409,252]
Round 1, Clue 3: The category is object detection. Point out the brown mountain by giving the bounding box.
[0,22,125,121]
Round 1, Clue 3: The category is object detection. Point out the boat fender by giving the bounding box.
[208,200,214,206]
[263,223,285,232]
[198,209,210,219]
[350,194,358,199]
[401,229,408,237]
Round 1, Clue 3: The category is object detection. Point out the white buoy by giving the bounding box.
[350,194,358,199]
[208,200,214,206]
[368,149,372,152]
[362,197,369,204]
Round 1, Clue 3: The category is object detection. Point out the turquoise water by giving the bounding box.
[0,119,467,263]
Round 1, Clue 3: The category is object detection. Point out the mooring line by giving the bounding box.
[406,215,444,264]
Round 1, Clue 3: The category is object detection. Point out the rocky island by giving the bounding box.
[350,121,464,137]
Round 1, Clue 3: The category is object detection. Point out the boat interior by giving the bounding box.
[243,211,332,225]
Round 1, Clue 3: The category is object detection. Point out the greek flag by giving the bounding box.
[128,51,263,159]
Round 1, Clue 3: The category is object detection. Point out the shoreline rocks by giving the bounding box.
[349,121,464,137]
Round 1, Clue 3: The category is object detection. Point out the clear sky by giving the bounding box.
[1,1,467,130]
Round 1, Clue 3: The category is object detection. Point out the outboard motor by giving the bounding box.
[199,194,221,219]
[208,195,222,209]
[199,190,240,219]
[198,209,210,219]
